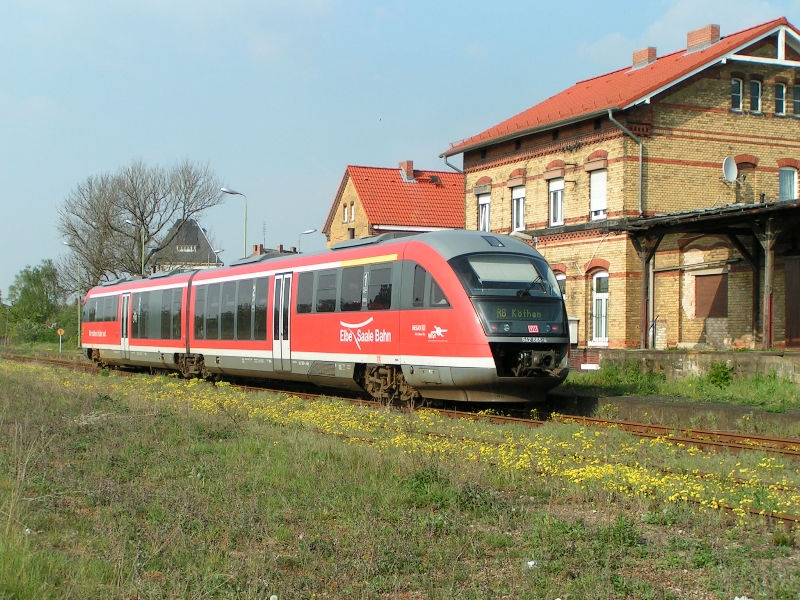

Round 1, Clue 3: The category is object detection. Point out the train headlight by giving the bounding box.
[502,323,511,333]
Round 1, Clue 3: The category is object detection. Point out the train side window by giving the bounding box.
[160,290,172,339]
[340,266,363,311]
[137,291,151,339]
[412,265,426,308]
[84,298,96,322]
[130,294,138,338]
[194,285,206,339]
[367,265,392,310]
[172,289,182,339]
[237,279,254,341]
[221,282,236,340]
[316,270,337,313]
[296,272,313,314]
[254,278,269,340]
[206,284,220,340]
[429,278,450,307]
[104,296,116,322]
[148,290,162,339]
[273,279,282,341]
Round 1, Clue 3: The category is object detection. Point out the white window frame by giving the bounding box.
[555,273,566,300]
[750,80,762,113]
[342,204,348,223]
[478,194,491,232]
[794,85,800,116]
[548,178,564,227]
[589,271,609,346]
[776,83,786,115]
[731,78,743,111]
[780,167,797,202]
[350,201,355,222]
[590,170,607,220]
[511,186,526,232]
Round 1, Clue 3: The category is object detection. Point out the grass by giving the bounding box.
[1,360,800,598]
[563,360,800,413]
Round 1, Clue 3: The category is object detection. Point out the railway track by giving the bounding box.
[3,351,800,527]
[3,351,800,459]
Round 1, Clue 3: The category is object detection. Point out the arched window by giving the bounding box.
[591,271,609,345]
[549,179,564,226]
[511,186,525,231]
[780,167,797,202]
[555,273,566,299]
[478,194,491,232]
[350,202,355,222]
[342,204,348,223]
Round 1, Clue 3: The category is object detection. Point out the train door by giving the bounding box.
[272,273,293,371]
[120,293,130,360]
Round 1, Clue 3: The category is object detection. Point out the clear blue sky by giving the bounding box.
[1,0,798,298]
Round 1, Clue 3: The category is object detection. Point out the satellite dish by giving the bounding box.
[722,156,738,183]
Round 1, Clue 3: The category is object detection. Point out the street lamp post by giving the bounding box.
[124,219,146,275]
[62,240,83,346]
[297,228,317,253]
[220,188,248,257]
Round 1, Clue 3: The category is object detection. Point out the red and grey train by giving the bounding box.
[81,230,569,404]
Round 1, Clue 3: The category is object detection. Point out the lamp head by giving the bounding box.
[220,187,242,196]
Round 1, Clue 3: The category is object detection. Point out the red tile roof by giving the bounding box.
[442,17,794,157]
[322,166,465,234]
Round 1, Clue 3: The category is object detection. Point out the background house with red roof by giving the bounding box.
[322,161,465,247]
[441,18,800,353]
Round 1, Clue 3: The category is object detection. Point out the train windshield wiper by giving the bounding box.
[517,275,548,297]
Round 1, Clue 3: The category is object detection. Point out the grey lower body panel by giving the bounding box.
[401,364,568,403]
[100,349,179,370]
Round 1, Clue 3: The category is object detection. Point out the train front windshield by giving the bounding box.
[450,252,566,338]
[449,254,560,298]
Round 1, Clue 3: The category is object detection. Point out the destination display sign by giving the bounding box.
[472,299,566,337]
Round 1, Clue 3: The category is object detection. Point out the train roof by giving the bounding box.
[85,230,546,297]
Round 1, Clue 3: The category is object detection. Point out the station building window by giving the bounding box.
[478,194,491,232]
[511,187,525,231]
[731,78,743,111]
[549,179,564,226]
[590,272,609,345]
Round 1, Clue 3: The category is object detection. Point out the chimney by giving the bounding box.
[687,24,720,53]
[399,160,415,182]
[632,47,657,69]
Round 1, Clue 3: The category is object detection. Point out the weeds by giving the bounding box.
[1,361,799,598]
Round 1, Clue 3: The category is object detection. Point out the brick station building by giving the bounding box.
[441,17,800,351]
[322,161,464,247]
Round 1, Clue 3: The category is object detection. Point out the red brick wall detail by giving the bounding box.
[546,159,565,170]
[584,258,610,274]
[475,176,492,185]
[587,149,609,161]
[735,154,759,167]
[510,168,527,178]
[550,262,567,274]
[777,158,800,169]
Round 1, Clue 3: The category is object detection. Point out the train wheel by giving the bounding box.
[363,365,422,410]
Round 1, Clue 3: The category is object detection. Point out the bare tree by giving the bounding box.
[58,159,224,290]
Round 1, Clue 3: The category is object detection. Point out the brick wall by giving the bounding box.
[326,177,373,247]
[461,59,800,349]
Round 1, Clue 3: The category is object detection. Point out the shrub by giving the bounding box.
[707,361,734,388]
